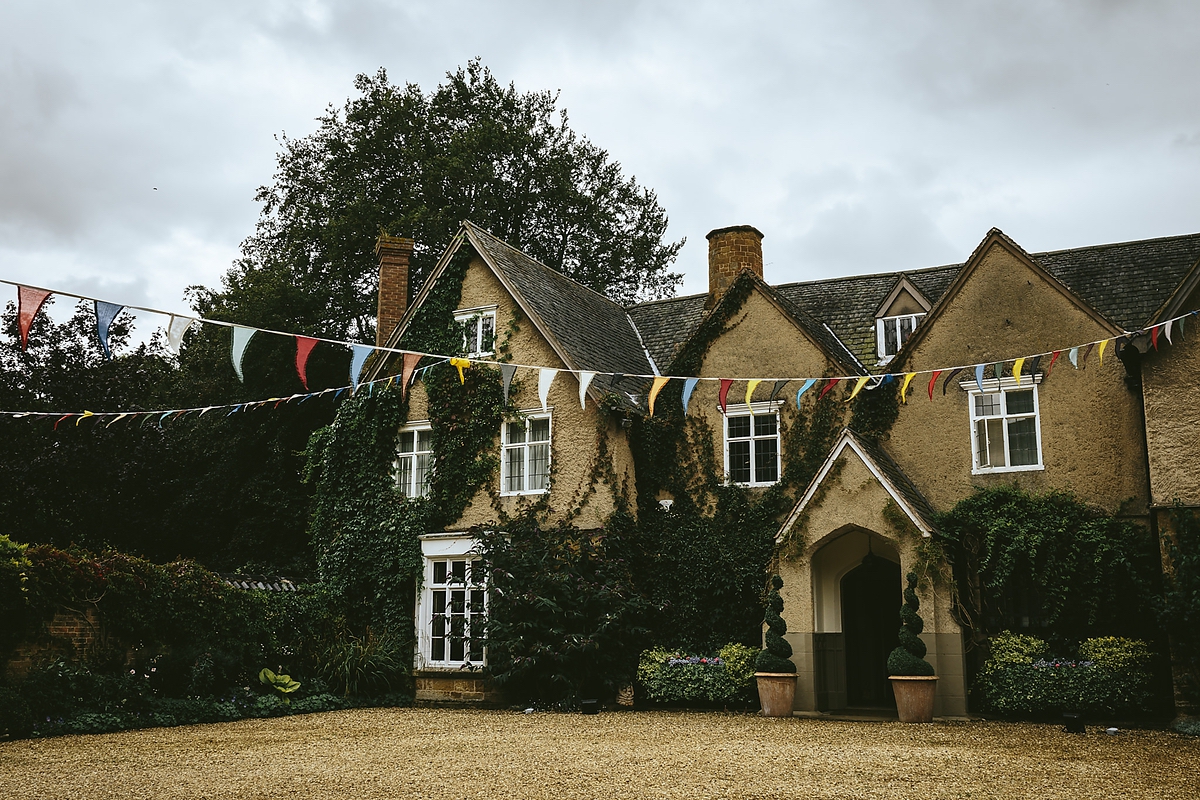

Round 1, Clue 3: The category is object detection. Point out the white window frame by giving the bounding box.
[395,421,433,499]
[963,376,1044,475]
[500,410,552,496]
[876,313,926,363]
[415,533,486,669]
[723,401,782,487]
[454,306,498,358]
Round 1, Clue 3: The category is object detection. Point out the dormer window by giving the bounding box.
[877,314,925,360]
[454,307,497,357]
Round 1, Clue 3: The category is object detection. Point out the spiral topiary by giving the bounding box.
[755,575,796,673]
[887,572,935,676]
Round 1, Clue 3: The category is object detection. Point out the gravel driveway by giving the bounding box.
[2,708,1197,799]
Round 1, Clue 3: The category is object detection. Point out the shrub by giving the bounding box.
[755,575,795,673]
[319,624,410,697]
[977,633,1155,718]
[887,572,935,676]
[637,643,757,706]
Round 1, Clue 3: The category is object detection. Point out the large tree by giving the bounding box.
[195,60,683,342]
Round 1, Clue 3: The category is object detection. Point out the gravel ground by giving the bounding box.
[2,708,1198,799]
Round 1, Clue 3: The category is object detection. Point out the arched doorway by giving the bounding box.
[841,552,901,708]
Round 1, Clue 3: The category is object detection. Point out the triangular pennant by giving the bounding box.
[900,372,916,403]
[745,379,761,413]
[975,364,986,393]
[94,301,124,360]
[231,326,257,382]
[399,353,422,400]
[1179,316,1186,339]
[76,410,94,427]
[1150,326,1160,351]
[648,376,670,416]
[718,379,733,414]
[682,378,700,414]
[538,368,558,411]
[295,337,319,390]
[1068,347,1079,368]
[610,373,624,388]
[349,344,373,389]
[1098,339,1108,367]
[942,367,964,395]
[450,357,470,384]
[847,375,871,401]
[927,370,942,401]
[500,363,517,403]
[795,378,817,407]
[1012,357,1025,387]
[17,286,52,351]
[578,371,596,409]
[992,362,1004,382]
[769,380,789,402]
[1028,355,1042,376]
[166,315,196,355]
[818,378,841,401]
[1081,342,1094,367]
[1164,320,1174,345]
[1046,350,1061,377]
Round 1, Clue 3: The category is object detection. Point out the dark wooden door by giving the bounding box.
[841,554,901,708]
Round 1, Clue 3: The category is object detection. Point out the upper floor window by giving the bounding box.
[724,404,780,487]
[417,534,486,669]
[502,413,551,495]
[876,313,925,361]
[968,380,1043,474]
[396,422,433,498]
[455,307,496,357]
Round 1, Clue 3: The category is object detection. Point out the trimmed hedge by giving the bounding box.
[637,644,757,707]
[977,632,1155,718]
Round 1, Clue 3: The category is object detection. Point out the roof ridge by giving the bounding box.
[772,262,964,292]
[1031,230,1200,258]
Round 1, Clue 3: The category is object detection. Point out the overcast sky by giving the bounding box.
[3,1,1200,331]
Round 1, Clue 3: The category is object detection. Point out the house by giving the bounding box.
[368,220,1200,714]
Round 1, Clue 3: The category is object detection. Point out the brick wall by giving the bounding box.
[4,607,101,682]
[707,225,764,307]
[375,234,414,347]
[414,671,504,706]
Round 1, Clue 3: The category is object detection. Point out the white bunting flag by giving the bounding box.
[166,315,196,355]
[538,368,558,411]
[578,371,595,409]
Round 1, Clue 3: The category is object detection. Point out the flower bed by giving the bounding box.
[637,644,757,707]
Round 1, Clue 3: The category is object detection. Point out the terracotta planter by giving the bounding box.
[889,675,938,723]
[756,672,797,717]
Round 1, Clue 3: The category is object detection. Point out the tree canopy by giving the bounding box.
[197,60,683,342]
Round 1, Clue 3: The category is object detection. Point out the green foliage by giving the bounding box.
[0,534,33,655]
[977,632,1156,718]
[848,378,900,441]
[258,668,301,703]
[636,643,758,707]
[934,486,1160,651]
[887,572,935,676]
[477,519,652,704]
[318,625,411,698]
[1161,506,1200,706]
[756,575,795,674]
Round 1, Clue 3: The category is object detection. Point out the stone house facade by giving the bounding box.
[369,221,1200,714]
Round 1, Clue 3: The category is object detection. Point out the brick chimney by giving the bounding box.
[375,233,414,347]
[706,225,764,307]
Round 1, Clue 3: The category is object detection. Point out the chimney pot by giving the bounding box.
[706,225,764,307]
[375,233,414,347]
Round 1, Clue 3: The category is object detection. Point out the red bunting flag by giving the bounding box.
[718,379,733,413]
[1151,326,1160,351]
[1046,350,1061,377]
[18,287,52,351]
[818,377,841,401]
[295,337,319,390]
[927,370,942,401]
[400,352,422,400]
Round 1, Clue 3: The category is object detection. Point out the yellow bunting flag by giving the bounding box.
[1098,339,1108,367]
[1012,357,1025,387]
[745,379,761,412]
[847,375,871,401]
[648,376,670,416]
[449,357,469,384]
[900,372,916,403]
[75,410,94,426]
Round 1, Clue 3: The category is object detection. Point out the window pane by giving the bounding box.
[450,633,465,662]
[729,441,751,483]
[728,416,751,438]
[986,418,1006,467]
[433,563,447,585]
[505,446,525,492]
[530,418,550,442]
[899,316,915,344]
[431,636,445,662]
[754,414,777,437]
[884,319,899,355]
[415,453,432,497]
[480,314,495,353]
[432,613,445,638]
[470,589,485,613]
[397,455,413,497]
[975,393,1002,416]
[469,635,483,663]
[975,420,991,467]
[755,438,779,483]
[528,443,550,490]
[1006,390,1034,415]
[1008,418,1038,466]
[451,561,467,584]
[416,429,432,451]
[451,588,466,613]
[506,422,526,444]
[398,431,414,453]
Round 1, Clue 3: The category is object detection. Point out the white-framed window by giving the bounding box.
[395,422,433,498]
[724,402,781,487]
[966,378,1043,474]
[876,313,926,361]
[454,306,497,357]
[501,412,551,495]
[416,534,486,668]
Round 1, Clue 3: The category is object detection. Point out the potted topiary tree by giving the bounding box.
[755,574,796,717]
[888,572,938,723]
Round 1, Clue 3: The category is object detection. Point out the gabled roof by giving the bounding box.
[626,294,709,370]
[776,428,938,542]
